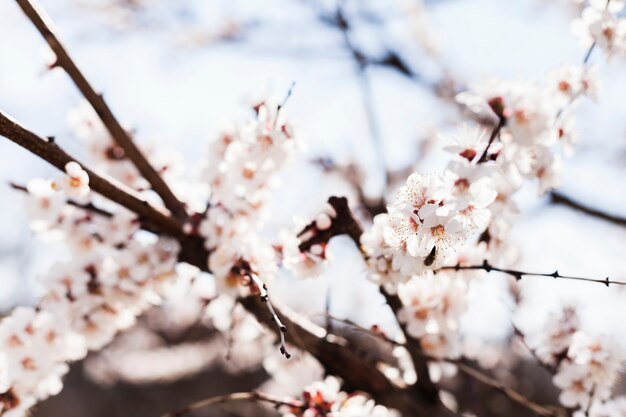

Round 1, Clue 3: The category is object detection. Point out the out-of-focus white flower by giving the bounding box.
[550,328,624,410]
[281,376,397,417]
[0,307,88,414]
[203,100,297,217]
[533,306,580,366]
[55,162,90,199]
[547,65,600,106]
[24,178,65,231]
[445,160,496,231]
[553,361,594,409]
[568,332,624,400]
[397,273,466,360]
[209,235,277,297]
[281,231,327,279]
[585,396,626,417]
[532,148,563,194]
[572,5,626,56]
[361,213,410,292]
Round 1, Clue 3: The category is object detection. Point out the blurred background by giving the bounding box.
[1,0,626,416]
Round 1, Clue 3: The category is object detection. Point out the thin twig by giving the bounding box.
[248,272,291,358]
[237,266,290,358]
[550,191,626,228]
[15,0,187,219]
[477,117,504,163]
[511,323,558,374]
[9,182,113,219]
[436,260,626,287]
[583,42,596,65]
[160,391,304,417]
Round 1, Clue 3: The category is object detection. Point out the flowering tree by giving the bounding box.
[1,0,626,416]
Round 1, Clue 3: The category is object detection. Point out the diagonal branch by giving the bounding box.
[452,361,559,417]
[161,391,304,417]
[325,314,560,417]
[550,191,626,228]
[0,110,183,238]
[14,0,187,219]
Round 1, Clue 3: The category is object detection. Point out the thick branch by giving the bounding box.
[14,0,187,219]
[0,110,183,238]
[327,314,559,417]
[453,361,559,417]
[298,196,364,253]
[239,296,448,416]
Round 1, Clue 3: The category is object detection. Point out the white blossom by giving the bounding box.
[56,161,90,199]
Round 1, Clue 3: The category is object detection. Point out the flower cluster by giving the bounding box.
[553,332,624,410]
[453,63,598,264]
[532,305,581,366]
[199,99,298,296]
[397,273,467,360]
[362,163,496,290]
[67,102,182,194]
[0,183,179,415]
[282,376,396,417]
[572,0,626,57]
[532,307,624,412]
[0,308,82,417]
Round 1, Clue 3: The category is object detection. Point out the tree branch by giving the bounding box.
[452,361,559,417]
[436,260,626,287]
[296,196,441,405]
[325,313,560,417]
[14,0,188,219]
[0,110,184,237]
[239,296,452,417]
[0,113,451,415]
[380,288,440,404]
[160,391,303,417]
[297,196,364,253]
[550,191,626,228]
[477,116,504,163]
